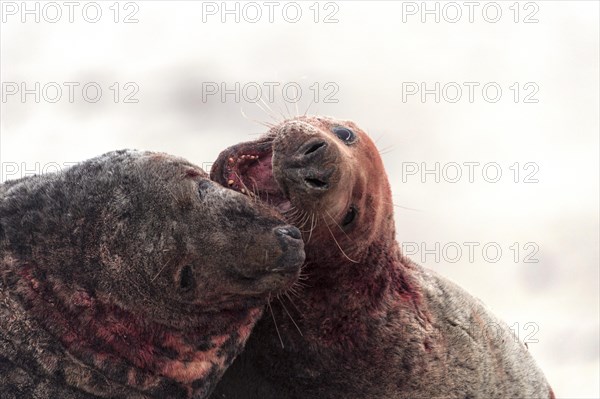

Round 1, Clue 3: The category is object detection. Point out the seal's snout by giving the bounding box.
[275,226,302,240]
[283,138,333,192]
[271,225,305,273]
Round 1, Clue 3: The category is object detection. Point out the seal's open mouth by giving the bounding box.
[211,139,292,213]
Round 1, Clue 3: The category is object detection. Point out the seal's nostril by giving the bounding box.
[304,141,326,156]
[275,226,302,240]
[305,178,328,189]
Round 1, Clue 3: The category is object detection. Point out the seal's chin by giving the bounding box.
[212,140,292,213]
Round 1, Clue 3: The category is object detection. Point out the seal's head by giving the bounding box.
[89,151,305,318]
[211,116,394,263]
[0,150,304,398]
[210,119,556,399]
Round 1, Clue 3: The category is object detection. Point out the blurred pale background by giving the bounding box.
[1,1,598,397]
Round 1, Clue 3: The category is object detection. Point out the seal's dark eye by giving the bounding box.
[342,206,357,227]
[332,126,356,144]
[197,180,212,198]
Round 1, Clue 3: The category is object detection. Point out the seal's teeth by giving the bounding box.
[227,179,234,186]
[241,188,246,194]
[229,157,235,164]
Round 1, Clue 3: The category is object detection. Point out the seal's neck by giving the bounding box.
[282,236,421,344]
[305,236,417,305]
[9,263,262,398]
[263,236,422,358]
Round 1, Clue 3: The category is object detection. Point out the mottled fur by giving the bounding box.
[0,150,303,398]
[210,116,554,399]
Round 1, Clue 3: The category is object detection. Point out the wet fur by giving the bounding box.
[210,116,554,399]
[0,150,302,398]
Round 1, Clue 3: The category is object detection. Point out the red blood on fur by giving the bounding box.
[14,263,256,389]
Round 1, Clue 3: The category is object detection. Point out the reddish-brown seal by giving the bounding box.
[0,150,304,399]
[210,116,554,399]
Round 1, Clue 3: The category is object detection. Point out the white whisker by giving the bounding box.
[268,299,284,349]
[277,296,303,337]
[322,215,359,263]
[240,107,274,129]
[150,258,171,282]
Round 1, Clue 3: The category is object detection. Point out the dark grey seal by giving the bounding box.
[0,150,304,398]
